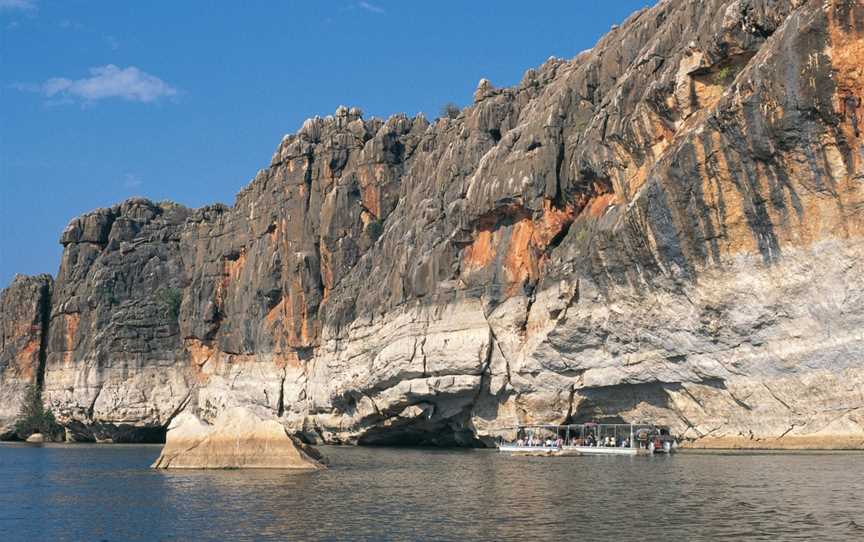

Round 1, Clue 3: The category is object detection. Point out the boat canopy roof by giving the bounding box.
[503,422,670,430]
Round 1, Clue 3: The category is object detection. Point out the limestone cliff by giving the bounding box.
[1,0,862,448]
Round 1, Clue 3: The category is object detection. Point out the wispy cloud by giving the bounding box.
[105,35,120,50]
[123,173,142,188]
[0,0,36,11]
[58,19,83,30]
[358,1,385,14]
[15,65,178,104]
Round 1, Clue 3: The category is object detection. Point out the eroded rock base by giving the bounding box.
[151,407,324,470]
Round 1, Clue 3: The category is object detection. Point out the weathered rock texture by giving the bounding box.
[0,274,52,438]
[151,407,324,469]
[1,0,863,448]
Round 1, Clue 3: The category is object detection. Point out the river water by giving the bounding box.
[1,443,862,541]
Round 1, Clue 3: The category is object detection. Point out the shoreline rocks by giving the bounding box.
[151,407,325,470]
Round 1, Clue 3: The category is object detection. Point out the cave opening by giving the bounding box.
[357,424,485,448]
[68,424,168,444]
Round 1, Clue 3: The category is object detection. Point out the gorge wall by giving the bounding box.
[1,0,863,448]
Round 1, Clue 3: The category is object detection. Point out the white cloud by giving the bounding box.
[0,0,36,11]
[358,1,385,14]
[19,65,178,104]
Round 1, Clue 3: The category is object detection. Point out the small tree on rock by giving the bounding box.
[440,102,461,120]
[15,384,62,440]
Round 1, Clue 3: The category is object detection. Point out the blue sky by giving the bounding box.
[1,0,653,288]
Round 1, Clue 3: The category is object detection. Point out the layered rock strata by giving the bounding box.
[1,0,863,448]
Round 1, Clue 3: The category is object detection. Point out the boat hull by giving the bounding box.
[560,445,641,456]
[497,445,561,456]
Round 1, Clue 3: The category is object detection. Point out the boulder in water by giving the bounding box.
[151,407,325,470]
[25,433,44,443]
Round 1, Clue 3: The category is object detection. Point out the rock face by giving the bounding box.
[151,407,324,469]
[1,0,863,448]
[0,274,52,438]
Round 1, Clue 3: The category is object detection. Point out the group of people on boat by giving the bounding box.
[515,436,564,448]
[513,435,632,448]
[580,435,631,448]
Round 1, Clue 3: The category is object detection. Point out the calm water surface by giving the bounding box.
[1,443,863,541]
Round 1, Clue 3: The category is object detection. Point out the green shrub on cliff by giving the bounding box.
[714,66,733,84]
[366,219,384,241]
[15,384,62,440]
[158,287,183,321]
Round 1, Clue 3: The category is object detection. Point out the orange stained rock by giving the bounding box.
[584,193,615,219]
[828,0,864,174]
[264,296,283,323]
[184,338,215,384]
[503,217,539,289]
[690,73,725,112]
[461,229,496,271]
[532,199,576,246]
[265,284,318,349]
[463,198,584,291]
[225,248,247,282]
[64,313,80,352]
[319,244,334,293]
[15,338,39,379]
[357,165,386,218]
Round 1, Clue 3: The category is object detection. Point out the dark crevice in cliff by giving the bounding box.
[86,385,103,421]
[303,155,314,214]
[761,382,798,414]
[35,279,52,390]
[277,367,286,417]
[479,301,511,385]
[163,387,195,430]
[553,135,567,208]
[564,385,576,421]
[546,221,573,252]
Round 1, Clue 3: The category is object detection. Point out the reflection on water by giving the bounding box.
[1,443,863,541]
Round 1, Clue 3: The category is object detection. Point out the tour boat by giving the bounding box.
[497,422,676,456]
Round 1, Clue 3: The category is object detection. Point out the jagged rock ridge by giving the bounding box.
[1,0,862,448]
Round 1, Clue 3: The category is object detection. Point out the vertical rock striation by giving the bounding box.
[1,0,863,448]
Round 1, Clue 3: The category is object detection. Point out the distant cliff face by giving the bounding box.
[2,0,862,447]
